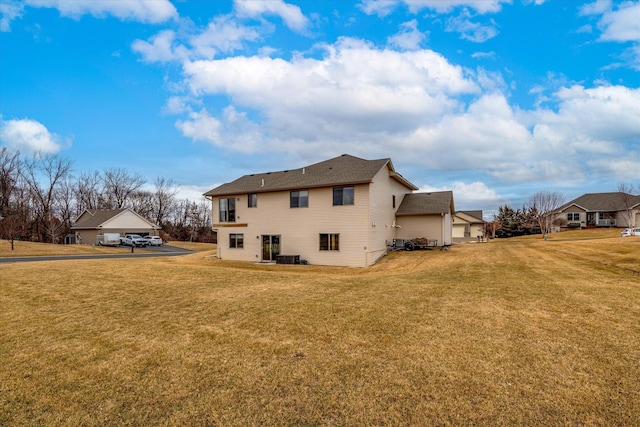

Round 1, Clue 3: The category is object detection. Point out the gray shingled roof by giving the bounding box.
[396,191,454,216]
[559,192,640,212]
[456,210,485,222]
[204,154,417,197]
[73,209,127,228]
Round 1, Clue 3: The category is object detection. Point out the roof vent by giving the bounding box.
[261,178,264,187]
[302,168,305,175]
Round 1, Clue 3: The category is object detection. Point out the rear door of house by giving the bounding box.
[262,235,280,261]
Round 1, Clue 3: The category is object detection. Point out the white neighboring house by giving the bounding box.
[204,154,454,267]
[71,208,161,245]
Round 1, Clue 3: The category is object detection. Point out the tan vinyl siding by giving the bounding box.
[212,185,370,267]
[368,167,412,265]
[397,216,447,245]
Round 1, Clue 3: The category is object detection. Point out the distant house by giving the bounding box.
[452,210,485,241]
[556,192,640,228]
[204,154,454,267]
[71,208,161,244]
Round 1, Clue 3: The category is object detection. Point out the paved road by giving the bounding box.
[0,245,193,264]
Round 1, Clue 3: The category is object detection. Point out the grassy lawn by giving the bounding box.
[1,231,639,425]
[0,240,217,257]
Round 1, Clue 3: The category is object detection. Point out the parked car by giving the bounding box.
[122,234,149,247]
[147,236,163,246]
[621,228,640,237]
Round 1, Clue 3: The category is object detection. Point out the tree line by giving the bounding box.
[0,148,215,244]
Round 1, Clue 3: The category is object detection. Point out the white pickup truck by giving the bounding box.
[121,234,149,247]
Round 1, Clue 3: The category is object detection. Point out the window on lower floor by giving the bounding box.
[230,233,244,248]
[319,233,339,251]
[567,212,580,221]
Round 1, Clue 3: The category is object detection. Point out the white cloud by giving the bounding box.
[176,110,223,146]
[132,30,189,63]
[446,13,498,43]
[579,0,612,17]
[175,107,263,154]
[539,85,640,144]
[175,184,214,202]
[597,1,640,42]
[358,0,400,17]
[132,16,263,63]
[170,37,638,188]
[24,0,177,24]
[360,0,508,16]
[471,51,496,59]
[0,117,68,155]
[0,1,23,32]
[190,15,261,58]
[586,157,640,181]
[420,181,505,211]
[387,20,427,50]
[234,0,308,33]
[579,1,640,69]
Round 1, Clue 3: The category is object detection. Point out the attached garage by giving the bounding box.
[395,191,454,247]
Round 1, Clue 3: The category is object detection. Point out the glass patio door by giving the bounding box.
[262,235,280,261]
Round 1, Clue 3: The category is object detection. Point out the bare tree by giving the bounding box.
[617,182,639,228]
[527,191,566,237]
[0,147,21,217]
[101,168,145,209]
[129,190,154,220]
[57,178,76,235]
[152,177,178,226]
[21,153,74,242]
[74,170,102,215]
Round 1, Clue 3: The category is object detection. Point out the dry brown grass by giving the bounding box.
[0,240,217,257]
[164,241,218,252]
[1,230,639,425]
[0,239,128,257]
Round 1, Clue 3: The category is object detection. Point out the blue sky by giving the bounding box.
[1,0,639,217]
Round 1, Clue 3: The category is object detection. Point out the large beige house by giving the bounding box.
[204,154,454,267]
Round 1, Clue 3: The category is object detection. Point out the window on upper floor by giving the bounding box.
[219,198,236,222]
[290,190,309,208]
[229,233,244,248]
[319,233,339,251]
[333,187,354,206]
[248,193,257,208]
[392,194,396,208]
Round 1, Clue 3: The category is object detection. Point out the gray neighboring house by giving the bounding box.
[556,192,640,228]
[71,208,161,244]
